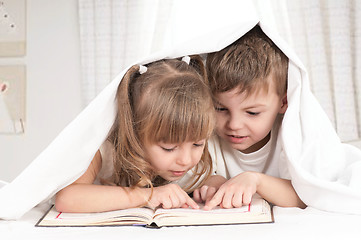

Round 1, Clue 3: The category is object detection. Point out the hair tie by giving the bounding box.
[139,65,147,74]
[181,56,191,65]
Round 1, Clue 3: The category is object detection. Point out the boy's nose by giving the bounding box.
[227,114,243,130]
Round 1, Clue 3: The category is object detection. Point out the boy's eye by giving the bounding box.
[215,107,227,112]
[193,141,205,147]
[246,111,260,116]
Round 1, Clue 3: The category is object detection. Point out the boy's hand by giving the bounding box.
[193,175,227,204]
[147,184,199,209]
[204,172,260,210]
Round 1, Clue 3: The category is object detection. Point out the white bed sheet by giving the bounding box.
[1,204,360,240]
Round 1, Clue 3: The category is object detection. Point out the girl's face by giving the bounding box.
[144,139,206,181]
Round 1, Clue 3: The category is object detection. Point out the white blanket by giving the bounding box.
[1,0,361,220]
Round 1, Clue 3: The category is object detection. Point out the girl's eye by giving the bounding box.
[161,147,175,152]
[247,111,260,116]
[215,107,227,112]
[159,141,177,152]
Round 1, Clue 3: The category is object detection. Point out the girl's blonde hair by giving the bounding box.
[108,56,215,193]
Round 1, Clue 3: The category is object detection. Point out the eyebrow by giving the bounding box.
[214,100,223,106]
[214,100,266,109]
[244,104,267,108]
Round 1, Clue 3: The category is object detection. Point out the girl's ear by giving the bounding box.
[279,93,288,114]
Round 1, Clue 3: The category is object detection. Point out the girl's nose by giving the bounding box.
[176,151,192,166]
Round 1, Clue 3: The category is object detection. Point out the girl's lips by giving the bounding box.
[226,134,248,144]
[170,171,186,177]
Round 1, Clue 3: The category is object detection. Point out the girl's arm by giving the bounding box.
[204,172,306,210]
[55,150,149,212]
[55,151,198,213]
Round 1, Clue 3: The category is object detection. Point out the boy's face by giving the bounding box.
[213,80,287,154]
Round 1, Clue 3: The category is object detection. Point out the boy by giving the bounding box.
[193,25,306,210]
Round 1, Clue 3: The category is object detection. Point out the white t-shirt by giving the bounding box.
[208,115,290,180]
[95,140,115,184]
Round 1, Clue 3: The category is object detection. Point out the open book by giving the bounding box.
[36,197,273,228]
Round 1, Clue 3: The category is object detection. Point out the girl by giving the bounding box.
[55,56,215,213]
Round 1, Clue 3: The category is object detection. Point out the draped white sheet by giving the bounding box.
[78,0,173,106]
[285,0,361,142]
[1,0,361,220]
[79,0,361,141]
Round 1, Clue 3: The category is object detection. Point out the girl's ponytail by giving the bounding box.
[109,65,153,189]
[189,55,208,85]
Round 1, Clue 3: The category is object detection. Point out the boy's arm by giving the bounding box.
[204,172,306,210]
[55,151,198,213]
[256,173,306,208]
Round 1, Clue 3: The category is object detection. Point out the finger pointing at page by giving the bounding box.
[203,188,225,210]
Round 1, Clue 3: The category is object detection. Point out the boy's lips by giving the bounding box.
[226,134,248,144]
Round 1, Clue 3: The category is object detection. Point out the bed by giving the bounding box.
[1,200,360,240]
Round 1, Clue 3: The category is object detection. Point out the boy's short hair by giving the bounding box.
[206,25,288,97]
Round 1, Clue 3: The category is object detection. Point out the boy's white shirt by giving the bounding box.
[1,0,361,219]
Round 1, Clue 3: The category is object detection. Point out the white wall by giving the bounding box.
[0,0,82,182]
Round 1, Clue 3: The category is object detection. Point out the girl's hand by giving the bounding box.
[193,175,227,204]
[204,172,260,210]
[147,184,199,209]
[193,185,217,203]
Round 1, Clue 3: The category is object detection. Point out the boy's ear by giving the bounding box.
[279,93,288,114]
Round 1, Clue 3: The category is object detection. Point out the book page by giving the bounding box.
[37,206,155,227]
[153,198,272,227]
[155,203,250,215]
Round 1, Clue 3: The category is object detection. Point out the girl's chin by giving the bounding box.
[161,173,184,182]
